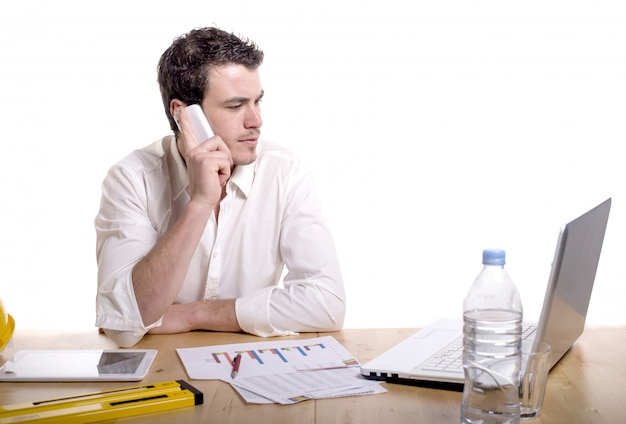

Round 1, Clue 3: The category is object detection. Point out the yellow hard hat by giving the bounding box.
[0,297,15,352]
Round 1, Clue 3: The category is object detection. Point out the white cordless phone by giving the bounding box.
[175,104,214,142]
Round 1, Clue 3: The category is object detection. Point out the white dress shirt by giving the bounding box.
[95,136,345,347]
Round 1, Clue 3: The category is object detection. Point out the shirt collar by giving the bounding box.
[228,162,255,198]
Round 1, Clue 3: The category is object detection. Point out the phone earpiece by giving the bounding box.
[173,111,181,130]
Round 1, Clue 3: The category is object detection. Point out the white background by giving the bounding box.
[0,1,624,331]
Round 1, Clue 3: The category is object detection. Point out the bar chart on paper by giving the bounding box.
[176,336,360,380]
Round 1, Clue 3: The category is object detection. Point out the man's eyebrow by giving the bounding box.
[223,90,265,105]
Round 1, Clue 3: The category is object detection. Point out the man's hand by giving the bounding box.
[175,105,233,209]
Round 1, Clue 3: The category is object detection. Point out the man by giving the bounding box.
[95,27,346,348]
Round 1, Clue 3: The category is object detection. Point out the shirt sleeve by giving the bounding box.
[236,165,346,336]
[94,162,164,347]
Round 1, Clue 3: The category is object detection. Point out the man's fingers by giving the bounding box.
[175,106,232,165]
[175,105,233,192]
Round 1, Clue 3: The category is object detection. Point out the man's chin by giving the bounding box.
[233,153,257,167]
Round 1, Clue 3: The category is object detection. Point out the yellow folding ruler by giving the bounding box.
[0,379,203,423]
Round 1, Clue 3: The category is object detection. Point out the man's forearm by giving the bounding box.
[132,200,213,326]
[148,299,242,334]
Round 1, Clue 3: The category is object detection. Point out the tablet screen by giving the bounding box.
[97,351,146,374]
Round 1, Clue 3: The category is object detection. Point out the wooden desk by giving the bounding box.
[2,326,625,423]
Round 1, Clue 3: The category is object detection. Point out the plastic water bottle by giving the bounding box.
[460,248,523,424]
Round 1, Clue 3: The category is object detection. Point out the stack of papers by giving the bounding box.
[176,336,386,404]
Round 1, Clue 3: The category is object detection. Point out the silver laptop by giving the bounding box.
[360,198,611,390]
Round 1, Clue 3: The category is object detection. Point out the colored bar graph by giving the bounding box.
[247,349,264,365]
[176,335,361,380]
[204,339,352,371]
[270,348,287,363]
[211,352,237,365]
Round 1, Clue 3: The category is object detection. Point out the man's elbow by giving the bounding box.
[323,294,346,331]
[102,328,145,348]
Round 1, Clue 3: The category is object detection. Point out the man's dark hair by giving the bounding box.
[157,27,264,132]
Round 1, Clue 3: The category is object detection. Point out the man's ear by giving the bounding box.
[170,99,185,121]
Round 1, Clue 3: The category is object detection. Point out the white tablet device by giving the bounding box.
[0,349,158,381]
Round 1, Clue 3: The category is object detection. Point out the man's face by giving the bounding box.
[201,64,263,166]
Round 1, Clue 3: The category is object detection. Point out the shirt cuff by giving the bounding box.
[235,287,297,337]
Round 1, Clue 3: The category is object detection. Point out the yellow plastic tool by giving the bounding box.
[0,297,14,353]
[0,379,203,423]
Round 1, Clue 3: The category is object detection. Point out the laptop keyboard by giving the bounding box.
[522,324,537,340]
[416,324,538,375]
[418,337,464,374]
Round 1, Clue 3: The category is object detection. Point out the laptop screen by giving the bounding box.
[535,198,611,367]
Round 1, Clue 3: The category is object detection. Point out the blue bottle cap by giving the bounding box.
[482,248,506,265]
